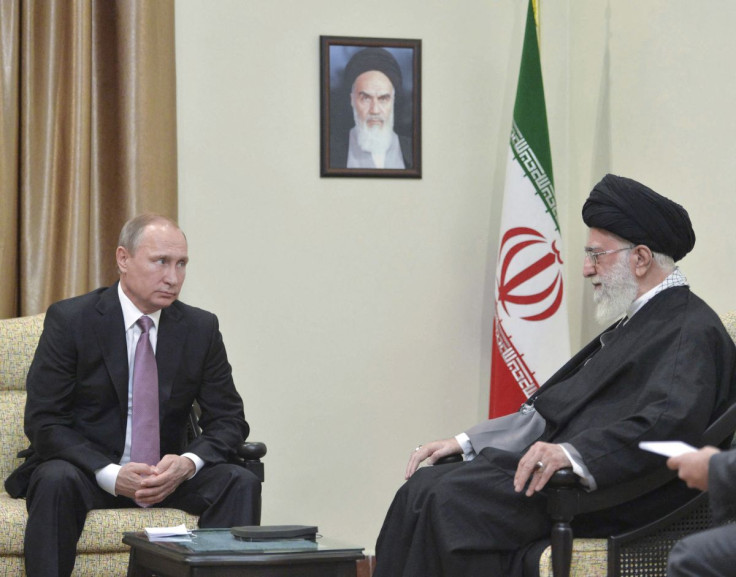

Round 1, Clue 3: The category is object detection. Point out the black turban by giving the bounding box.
[582,174,695,262]
[343,47,402,97]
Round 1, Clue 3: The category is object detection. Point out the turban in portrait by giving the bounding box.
[343,47,403,97]
[582,174,695,261]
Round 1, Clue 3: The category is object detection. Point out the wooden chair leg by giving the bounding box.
[550,520,573,577]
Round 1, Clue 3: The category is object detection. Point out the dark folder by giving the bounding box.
[231,525,319,541]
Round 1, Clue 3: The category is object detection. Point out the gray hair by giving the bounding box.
[118,214,182,254]
[652,251,676,273]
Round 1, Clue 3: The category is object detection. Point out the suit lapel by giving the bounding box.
[156,304,186,406]
[93,285,129,424]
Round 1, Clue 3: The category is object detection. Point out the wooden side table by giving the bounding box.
[123,529,365,577]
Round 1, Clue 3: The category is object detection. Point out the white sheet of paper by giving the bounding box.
[145,524,192,541]
[638,441,697,458]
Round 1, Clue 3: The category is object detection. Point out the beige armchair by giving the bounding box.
[0,315,213,576]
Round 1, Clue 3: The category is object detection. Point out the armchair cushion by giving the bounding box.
[538,540,608,577]
[0,493,195,555]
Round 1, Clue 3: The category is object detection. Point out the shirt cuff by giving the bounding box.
[455,433,475,461]
[182,452,204,478]
[559,443,597,491]
[95,464,121,496]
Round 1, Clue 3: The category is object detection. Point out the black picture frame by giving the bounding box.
[320,35,422,178]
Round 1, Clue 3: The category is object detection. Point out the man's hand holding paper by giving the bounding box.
[665,446,721,492]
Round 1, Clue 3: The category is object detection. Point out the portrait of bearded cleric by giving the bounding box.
[321,37,421,178]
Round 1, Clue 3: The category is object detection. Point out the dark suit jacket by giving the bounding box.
[708,450,736,524]
[5,283,249,497]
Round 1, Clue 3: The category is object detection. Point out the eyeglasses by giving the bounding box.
[583,246,634,266]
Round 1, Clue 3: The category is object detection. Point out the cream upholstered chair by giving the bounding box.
[0,315,197,576]
[533,311,736,577]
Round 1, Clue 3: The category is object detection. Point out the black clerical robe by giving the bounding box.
[374,286,736,577]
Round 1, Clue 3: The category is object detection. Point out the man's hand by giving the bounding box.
[115,455,196,506]
[514,442,571,496]
[667,446,720,491]
[115,462,159,499]
[133,455,196,506]
[405,438,462,480]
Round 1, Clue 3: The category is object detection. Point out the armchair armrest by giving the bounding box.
[547,467,581,489]
[239,441,267,461]
[542,468,583,577]
[238,441,267,482]
[187,404,268,483]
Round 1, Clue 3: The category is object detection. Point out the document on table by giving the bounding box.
[638,441,697,458]
[145,524,193,542]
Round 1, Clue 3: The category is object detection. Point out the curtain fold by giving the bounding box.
[0,0,21,317]
[0,0,177,318]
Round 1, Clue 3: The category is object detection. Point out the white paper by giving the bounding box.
[638,441,697,458]
[145,524,192,542]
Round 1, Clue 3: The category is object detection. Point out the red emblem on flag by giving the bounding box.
[496,227,565,322]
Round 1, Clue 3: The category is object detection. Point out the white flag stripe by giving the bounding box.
[494,145,569,394]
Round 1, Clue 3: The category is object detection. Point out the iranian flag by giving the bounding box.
[489,0,570,418]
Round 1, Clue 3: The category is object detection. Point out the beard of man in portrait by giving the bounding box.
[349,69,400,169]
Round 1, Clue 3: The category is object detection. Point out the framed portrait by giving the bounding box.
[320,35,422,178]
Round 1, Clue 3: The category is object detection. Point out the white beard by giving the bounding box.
[592,252,639,324]
[353,107,394,155]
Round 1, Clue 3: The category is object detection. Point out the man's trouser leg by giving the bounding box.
[25,460,103,577]
[162,463,262,527]
[667,524,736,577]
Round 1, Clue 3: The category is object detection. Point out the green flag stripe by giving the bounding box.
[510,121,560,232]
[513,0,554,188]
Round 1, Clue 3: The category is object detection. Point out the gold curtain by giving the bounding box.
[0,0,178,318]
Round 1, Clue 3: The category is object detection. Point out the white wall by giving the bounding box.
[564,0,736,343]
[175,0,736,553]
